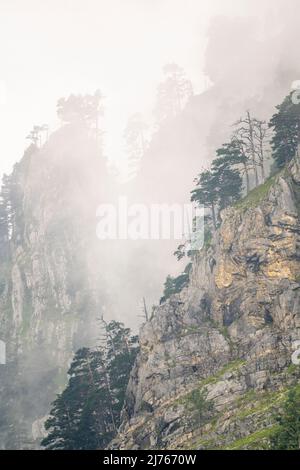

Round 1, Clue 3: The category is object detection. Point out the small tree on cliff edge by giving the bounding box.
[216,139,251,194]
[211,156,243,210]
[191,170,218,229]
[191,159,242,229]
[269,93,300,168]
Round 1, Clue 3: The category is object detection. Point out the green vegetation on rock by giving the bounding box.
[234,172,281,211]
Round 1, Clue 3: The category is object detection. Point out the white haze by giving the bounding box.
[1,0,300,329]
[0,0,280,179]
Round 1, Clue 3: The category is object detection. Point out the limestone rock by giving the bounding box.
[111,159,300,450]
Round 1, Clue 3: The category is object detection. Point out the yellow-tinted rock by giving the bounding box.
[264,260,296,280]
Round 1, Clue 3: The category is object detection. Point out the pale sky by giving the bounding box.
[0,0,272,179]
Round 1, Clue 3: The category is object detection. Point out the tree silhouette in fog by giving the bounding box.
[155,63,193,125]
[57,90,103,132]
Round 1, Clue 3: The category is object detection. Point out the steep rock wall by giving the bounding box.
[0,125,108,448]
[111,157,300,450]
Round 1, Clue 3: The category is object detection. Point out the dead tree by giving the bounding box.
[235,111,260,187]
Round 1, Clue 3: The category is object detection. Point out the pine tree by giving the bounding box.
[191,157,243,229]
[41,322,139,450]
[41,348,114,450]
[269,93,300,168]
[191,170,218,229]
[218,138,251,194]
[105,321,139,421]
[270,385,300,449]
[155,63,193,124]
[160,267,190,304]
[211,156,243,210]
[57,91,103,132]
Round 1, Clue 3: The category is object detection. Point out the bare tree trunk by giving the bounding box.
[258,122,266,182]
[243,162,250,194]
[247,111,259,187]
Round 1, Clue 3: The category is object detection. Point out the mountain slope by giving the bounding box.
[0,124,109,449]
[111,155,300,450]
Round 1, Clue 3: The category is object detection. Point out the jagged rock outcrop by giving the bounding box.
[111,157,300,450]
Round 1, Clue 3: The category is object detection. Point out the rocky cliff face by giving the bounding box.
[111,156,300,450]
[0,125,109,449]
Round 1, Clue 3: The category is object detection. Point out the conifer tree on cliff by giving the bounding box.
[211,156,243,210]
[269,92,300,168]
[191,170,218,229]
[270,385,300,449]
[191,156,242,229]
[216,139,251,194]
[41,321,139,450]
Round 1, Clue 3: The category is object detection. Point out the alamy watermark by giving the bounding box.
[96,197,205,252]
